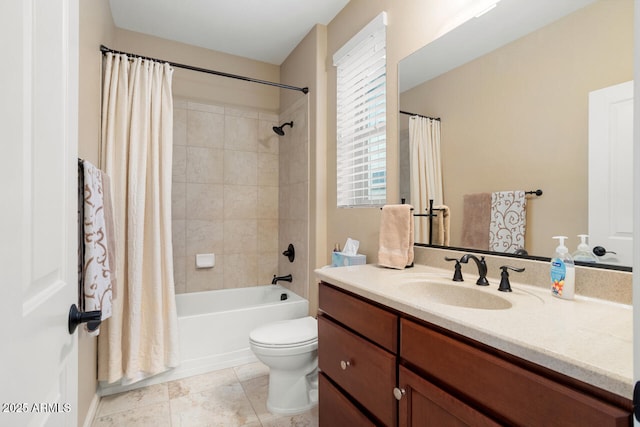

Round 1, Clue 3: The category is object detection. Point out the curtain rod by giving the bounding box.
[100,45,309,95]
[400,110,440,121]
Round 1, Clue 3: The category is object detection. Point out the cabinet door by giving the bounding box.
[318,315,397,426]
[398,365,500,427]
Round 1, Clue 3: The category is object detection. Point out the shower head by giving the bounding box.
[273,121,293,136]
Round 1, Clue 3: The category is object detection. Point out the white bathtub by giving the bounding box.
[99,285,308,396]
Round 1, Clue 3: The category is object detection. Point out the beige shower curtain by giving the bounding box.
[98,53,179,385]
[409,116,443,243]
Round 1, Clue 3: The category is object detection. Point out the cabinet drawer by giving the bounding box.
[319,373,376,427]
[319,282,398,352]
[401,319,631,426]
[319,315,397,426]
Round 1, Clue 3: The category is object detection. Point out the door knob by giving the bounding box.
[340,360,351,370]
[393,387,406,401]
[68,304,101,334]
[593,246,617,256]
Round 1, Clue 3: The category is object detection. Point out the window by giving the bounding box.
[334,12,387,207]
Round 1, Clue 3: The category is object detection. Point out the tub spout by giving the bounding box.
[272,274,292,285]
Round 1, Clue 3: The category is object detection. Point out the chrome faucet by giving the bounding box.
[459,254,489,286]
[272,274,292,285]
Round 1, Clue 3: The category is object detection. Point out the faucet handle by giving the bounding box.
[444,257,464,282]
[498,265,525,292]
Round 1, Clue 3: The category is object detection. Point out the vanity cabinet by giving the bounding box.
[318,282,398,426]
[318,282,632,427]
[400,318,631,426]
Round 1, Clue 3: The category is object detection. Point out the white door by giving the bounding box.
[0,1,79,426]
[588,80,634,266]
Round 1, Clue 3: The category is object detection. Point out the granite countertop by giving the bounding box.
[315,263,633,399]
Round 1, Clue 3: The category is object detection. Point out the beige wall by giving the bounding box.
[280,25,328,315]
[400,0,632,257]
[78,1,115,424]
[112,29,280,111]
[324,0,486,264]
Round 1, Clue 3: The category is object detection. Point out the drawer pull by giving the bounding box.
[340,360,351,370]
[393,387,406,401]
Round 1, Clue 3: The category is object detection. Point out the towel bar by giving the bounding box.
[68,304,101,334]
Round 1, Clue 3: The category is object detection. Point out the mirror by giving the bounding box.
[398,0,633,269]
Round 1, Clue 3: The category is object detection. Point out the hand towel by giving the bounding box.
[460,193,491,250]
[489,191,526,253]
[432,205,450,246]
[83,160,116,335]
[378,204,414,269]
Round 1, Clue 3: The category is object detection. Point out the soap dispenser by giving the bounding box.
[550,236,575,300]
[572,234,598,263]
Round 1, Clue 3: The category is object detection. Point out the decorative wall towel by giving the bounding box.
[489,191,526,253]
[101,173,118,300]
[378,204,414,269]
[432,205,450,246]
[83,160,116,335]
[460,193,492,250]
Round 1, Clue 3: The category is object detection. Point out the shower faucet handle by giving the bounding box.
[282,243,295,262]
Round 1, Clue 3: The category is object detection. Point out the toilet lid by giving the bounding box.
[249,316,317,347]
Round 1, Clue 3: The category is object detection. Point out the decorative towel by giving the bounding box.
[83,160,116,335]
[489,191,526,253]
[378,204,414,269]
[432,205,450,246]
[460,193,492,250]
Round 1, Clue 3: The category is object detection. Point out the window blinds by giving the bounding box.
[334,12,387,207]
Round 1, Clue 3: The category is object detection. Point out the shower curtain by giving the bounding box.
[98,53,179,384]
[409,116,443,243]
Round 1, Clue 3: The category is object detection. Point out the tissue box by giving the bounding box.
[331,251,366,267]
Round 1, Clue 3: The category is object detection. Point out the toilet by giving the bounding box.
[249,316,318,415]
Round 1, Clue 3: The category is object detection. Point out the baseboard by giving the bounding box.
[81,392,100,427]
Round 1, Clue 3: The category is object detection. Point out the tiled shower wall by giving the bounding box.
[171,99,281,293]
[277,96,309,300]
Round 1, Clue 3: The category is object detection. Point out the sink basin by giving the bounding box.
[397,280,513,310]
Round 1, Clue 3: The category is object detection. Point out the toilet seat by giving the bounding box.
[249,315,319,414]
[249,316,317,348]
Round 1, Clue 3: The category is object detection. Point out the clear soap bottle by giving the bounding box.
[572,234,598,263]
[551,236,575,300]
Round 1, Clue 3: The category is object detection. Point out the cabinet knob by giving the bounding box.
[340,360,351,370]
[393,387,406,401]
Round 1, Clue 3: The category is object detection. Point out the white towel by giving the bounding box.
[489,191,526,254]
[378,204,414,269]
[83,160,116,335]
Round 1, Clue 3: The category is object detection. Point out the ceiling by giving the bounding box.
[109,0,350,65]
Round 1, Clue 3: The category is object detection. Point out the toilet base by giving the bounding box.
[266,367,318,415]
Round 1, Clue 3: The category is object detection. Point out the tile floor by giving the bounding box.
[91,362,318,427]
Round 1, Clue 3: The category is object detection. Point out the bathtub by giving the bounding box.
[99,285,308,396]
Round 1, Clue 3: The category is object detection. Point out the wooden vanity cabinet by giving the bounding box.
[318,282,398,426]
[318,281,632,427]
[400,318,631,426]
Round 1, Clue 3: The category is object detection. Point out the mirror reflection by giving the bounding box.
[398,0,633,268]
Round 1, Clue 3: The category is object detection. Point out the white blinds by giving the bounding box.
[334,12,387,207]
